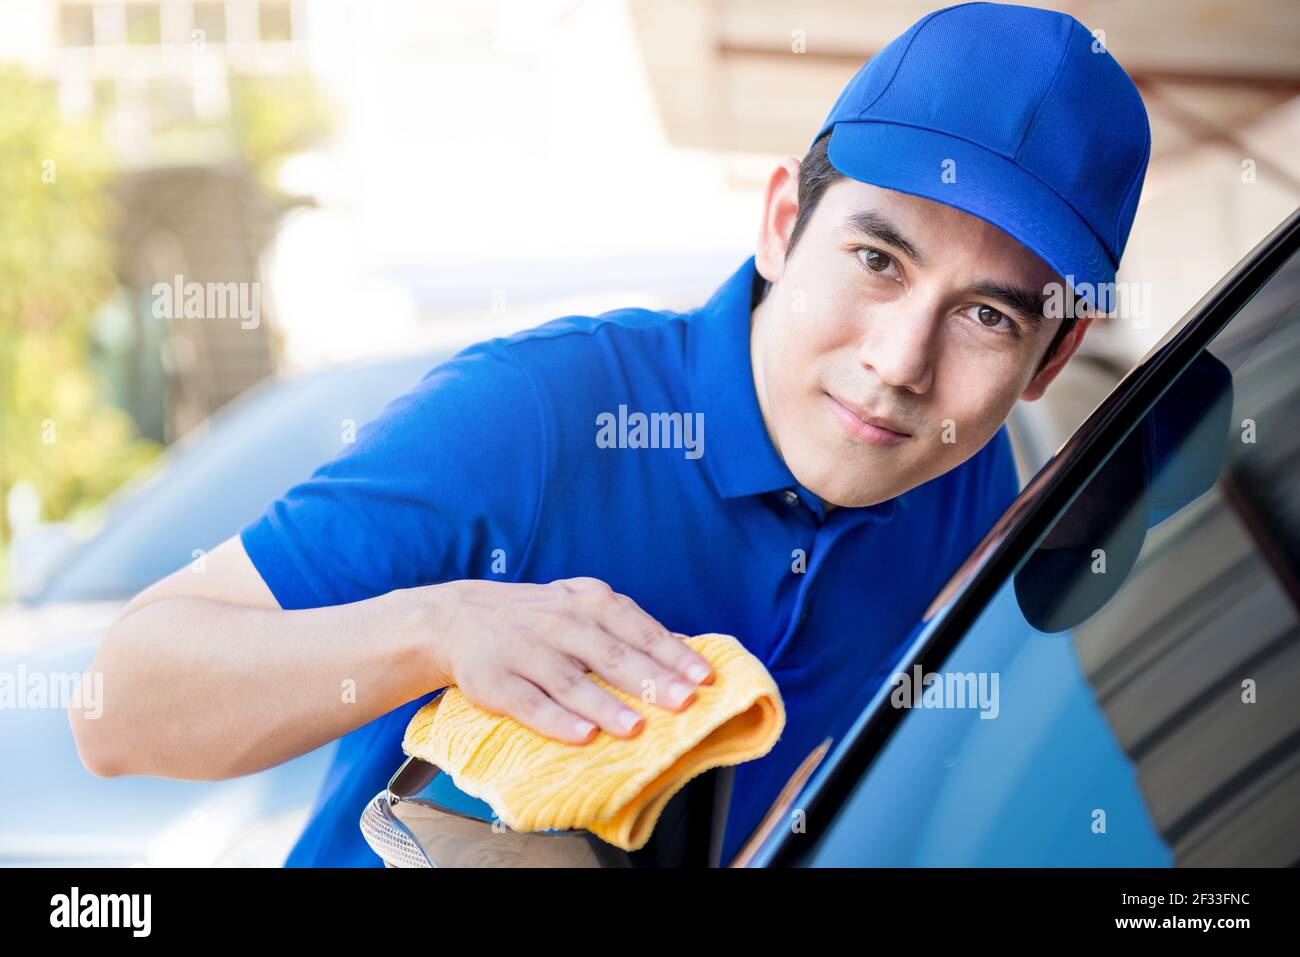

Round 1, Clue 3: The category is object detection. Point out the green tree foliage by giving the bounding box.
[0,67,159,563]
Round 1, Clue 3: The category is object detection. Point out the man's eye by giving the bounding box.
[970,304,1014,332]
[855,247,896,275]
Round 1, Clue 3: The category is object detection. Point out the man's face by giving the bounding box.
[751,169,1091,509]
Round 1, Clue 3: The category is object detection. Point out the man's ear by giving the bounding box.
[755,156,802,285]
[1021,315,1095,401]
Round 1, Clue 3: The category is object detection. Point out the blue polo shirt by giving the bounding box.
[240,255,1020,867]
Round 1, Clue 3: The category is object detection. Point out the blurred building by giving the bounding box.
[0,0,316,441]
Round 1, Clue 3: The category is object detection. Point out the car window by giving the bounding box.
[797,244,1300,867]
[34,354,440,604]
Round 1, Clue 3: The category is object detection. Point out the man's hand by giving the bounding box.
[405,577,714,745]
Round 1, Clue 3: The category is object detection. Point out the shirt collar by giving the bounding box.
[686,255,910,522]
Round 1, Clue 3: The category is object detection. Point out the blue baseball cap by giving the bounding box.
[813,2,1151,309]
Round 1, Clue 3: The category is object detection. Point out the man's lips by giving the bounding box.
[825,394,912,446]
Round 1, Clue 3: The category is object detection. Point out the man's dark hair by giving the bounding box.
[758,131,1079,374]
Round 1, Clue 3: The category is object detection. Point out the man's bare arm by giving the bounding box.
[70,536,714,782]
[69,535,446,780]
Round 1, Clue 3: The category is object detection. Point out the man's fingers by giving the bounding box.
[484,673,599,745]
[670,632,715,685]
[558,578,713,687]
[599,593,714,687]
[516,650,646,738]
[554,623,698,711]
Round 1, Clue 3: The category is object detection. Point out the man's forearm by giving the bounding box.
[71,587,450,781]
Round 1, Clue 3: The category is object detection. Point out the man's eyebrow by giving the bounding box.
[842,209,926,267]
[965,279,1049,328]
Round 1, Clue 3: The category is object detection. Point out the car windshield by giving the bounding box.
[776,237,1300,867]
[32,353,441,604]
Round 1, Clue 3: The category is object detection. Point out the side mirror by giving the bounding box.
[1014,351,1235,633]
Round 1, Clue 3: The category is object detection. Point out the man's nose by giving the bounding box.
[858,302,939,394]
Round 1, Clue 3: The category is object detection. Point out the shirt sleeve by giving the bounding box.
[239,341,547,611]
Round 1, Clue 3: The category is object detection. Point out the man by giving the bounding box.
[72,2,1151,867]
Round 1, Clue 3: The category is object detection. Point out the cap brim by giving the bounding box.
[827,121,1116,307]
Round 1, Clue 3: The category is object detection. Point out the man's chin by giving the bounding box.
[795,472,908,510]
[786,437,924,507]
[822,490,900,509]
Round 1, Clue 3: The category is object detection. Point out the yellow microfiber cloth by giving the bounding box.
[400,632,785,852]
